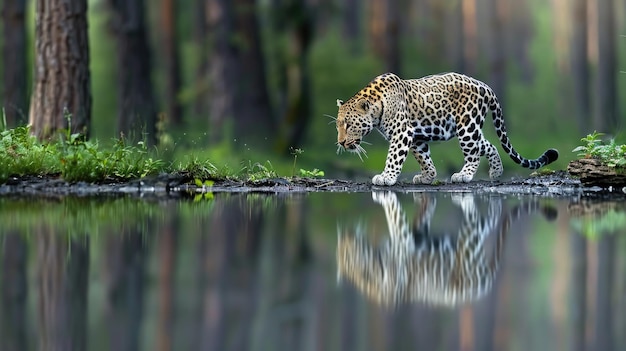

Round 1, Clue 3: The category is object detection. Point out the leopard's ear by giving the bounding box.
[357,99,370,112]
[336,99,344,107]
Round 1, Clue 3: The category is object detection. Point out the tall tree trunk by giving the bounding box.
[445,0,465,72]
[108,0,157,145]
[507,0,533,83]
[485,0,506,104]
[192,0,209,121]
[282,0,314,151]
[552,0,571,73]
[206,0,238,144]
[37,231,89,351]
[233,0,274,144]
[462,0,477,75]
[0,232,28,351]
[593,0,617,131]
[1,0,28,127]
[571,0,590,133]
[368,0,400,74]
[161,0,183,127]
[272,0,315,153]
[29,0,91,140]
[342,0,361,54]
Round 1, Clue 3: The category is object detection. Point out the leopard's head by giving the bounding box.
[336,97,380,158]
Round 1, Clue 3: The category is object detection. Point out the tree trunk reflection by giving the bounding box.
[1,231,28,351]
[37,228,89,351]
[104,231,147,351]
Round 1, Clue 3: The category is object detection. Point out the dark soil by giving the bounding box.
[1,170,625,199]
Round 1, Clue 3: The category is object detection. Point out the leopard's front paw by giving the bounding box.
[372,173,397,186]
[488,167,503,180]
[412,174,435,185]
[451,172,473,183]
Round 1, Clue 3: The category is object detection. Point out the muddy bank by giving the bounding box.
[1,171,625,199]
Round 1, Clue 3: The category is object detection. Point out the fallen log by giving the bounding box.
[567,158,626,186]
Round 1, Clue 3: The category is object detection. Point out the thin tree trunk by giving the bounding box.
[485,0,506,104]
[192,0,209,121]
[1,0,28,127]
[446,0,465,72]
[161,0,183,127]
[385,0,400,74]
[282,3,314,151]
[507,0,533,83]
[570,0,590,133]
[37,231,89,351]
[273,0,315,153]
[206,0,238,144]
[0,232,28,351]
[233,0,274,143]
[108,0,157,144]
[342,0,361,54]
[552,0,571,72]
[368,0,400,74]
[593,0,617,131]
[29,0,91,140]
[462,0,477,75]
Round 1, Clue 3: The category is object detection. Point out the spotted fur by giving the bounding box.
[336,72,559,185]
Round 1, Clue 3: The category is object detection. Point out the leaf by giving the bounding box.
[194,178,203,187]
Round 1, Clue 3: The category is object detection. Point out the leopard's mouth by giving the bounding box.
[342,139,361,150]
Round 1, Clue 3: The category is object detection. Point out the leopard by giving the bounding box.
[335,72,559,185]
[336,191,556,307]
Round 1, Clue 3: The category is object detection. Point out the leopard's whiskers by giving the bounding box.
[354,144,368,162]
[336,143,343,155]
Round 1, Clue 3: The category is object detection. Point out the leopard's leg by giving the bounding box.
[411,192,436,235]
[372,120,412,186]
[372,191,410,242]
[451,125,483,183]
[480,139,503,180]
[409,141,437,184]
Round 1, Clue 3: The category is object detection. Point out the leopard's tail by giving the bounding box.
[489,96,558,169]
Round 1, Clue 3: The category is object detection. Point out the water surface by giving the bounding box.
[0,192,625,351]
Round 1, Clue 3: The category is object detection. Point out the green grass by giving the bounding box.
[0,125,166,182]
[0,125,328,184]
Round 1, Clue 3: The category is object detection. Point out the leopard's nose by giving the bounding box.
[339,140,346,148]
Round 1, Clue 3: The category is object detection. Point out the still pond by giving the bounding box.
[0,191,625,351]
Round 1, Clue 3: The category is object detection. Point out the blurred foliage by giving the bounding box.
[572,210,626,238]
[0,197,165,235]
[3,0,626,180]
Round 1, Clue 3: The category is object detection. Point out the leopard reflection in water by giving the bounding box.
[336,192,556,307]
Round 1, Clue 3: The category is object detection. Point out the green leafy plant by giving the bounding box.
[573,132,626,168]
[299,168,324,177]
[290,147,303,178]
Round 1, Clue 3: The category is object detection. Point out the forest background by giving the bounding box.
[1,0,625,179]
